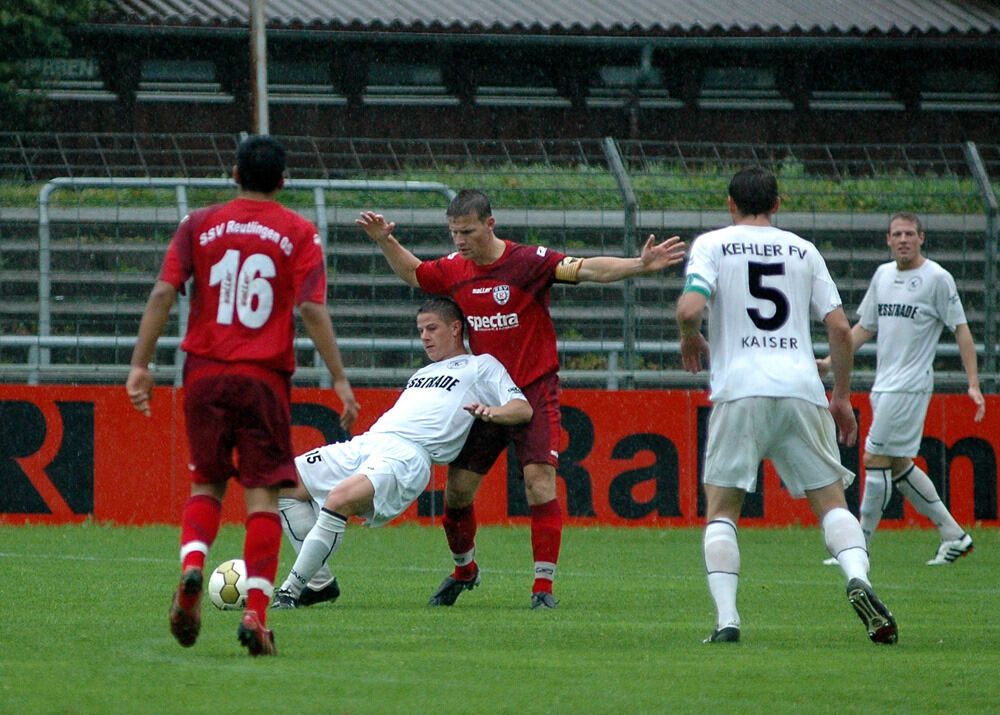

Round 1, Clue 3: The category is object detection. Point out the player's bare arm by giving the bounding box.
[126,280,177,416]
[824,307,858,446]
[299,300,360,430]
[464,398,532,425]
[574,234,686,283]
[356,211,421,287]
[954,323,986,422]
[817,323,874,377]
[676,290,709,374]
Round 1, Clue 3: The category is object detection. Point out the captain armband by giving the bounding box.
[682,273,712,298]
[554,256,584,283]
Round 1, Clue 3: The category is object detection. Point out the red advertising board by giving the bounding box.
[1,384,997,528]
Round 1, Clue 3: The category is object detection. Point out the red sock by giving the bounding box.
[244,511,282,626]
[443,502,477,580]
[179,494,222,573]
[530,498,562,594]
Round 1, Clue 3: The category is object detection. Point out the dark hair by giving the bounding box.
[236,135,286,193]
[728,166,779,217]
[889,211,922,234]
[446,189,492,221]
[417,296,465,336]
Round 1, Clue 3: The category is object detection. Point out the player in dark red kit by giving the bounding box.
[127,135,358,655]
[358,189,685,608]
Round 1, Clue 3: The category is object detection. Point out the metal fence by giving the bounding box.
[0,133,997,390]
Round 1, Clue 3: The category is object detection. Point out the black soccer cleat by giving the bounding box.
[270,588,299,610]
[847,578,898,645]
[169,568,203,648]
[298,577,340,607]
[427,568,481,606]
[530,591,558,610]
[703,625,741,644]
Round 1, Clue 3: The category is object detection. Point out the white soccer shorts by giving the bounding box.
[703,396,855,498]
[865,391,931,458]
[295,432,432,528]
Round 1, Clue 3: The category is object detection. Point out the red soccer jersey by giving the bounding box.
[416,240,567,386]
[158,197,326,374]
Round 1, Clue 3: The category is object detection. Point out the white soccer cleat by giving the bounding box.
[926,533,974,565]
[822,556,839,566]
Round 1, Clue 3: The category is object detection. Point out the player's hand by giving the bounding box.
[640,234,687,271]
[680,334,709,374]
[829,395,858,447]
[815,356,832,377]
[356,211,396,242]
[334,378,360,431]
[464,402,496,422]
[126,366,154,417]
[969,385,986,423]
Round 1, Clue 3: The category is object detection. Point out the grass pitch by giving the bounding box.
[2,523,998,713]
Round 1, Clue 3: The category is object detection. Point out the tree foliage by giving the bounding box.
[0,0,110,130]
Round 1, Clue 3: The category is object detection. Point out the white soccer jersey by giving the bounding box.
[857,258,967,393]
[684,224,843,405]
[365,353,524,463]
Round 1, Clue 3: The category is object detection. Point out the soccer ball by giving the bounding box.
[208,559,249,610]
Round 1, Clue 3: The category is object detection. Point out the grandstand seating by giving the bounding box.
[0,207,987,388]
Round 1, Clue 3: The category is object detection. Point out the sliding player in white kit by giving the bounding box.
[271,297,532,608]
[677,166,897,645]
[819,212,984,566]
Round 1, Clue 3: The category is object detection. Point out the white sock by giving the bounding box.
[278,497,335,589]
[859,468,892,546]
[281,508,346,598]
[703,518,740,629]
[894,464,964,541]
[822,507,870,584]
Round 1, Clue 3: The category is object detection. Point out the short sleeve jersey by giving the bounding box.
[367,353,525,463]
[857,258,967,393]
[158,197,327,374]
[415,241,567,386]
[684,224,843,405]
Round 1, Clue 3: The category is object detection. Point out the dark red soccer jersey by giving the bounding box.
[159,197,326,373]
[416,240,567,386]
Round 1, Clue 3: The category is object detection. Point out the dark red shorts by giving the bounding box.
[452,372,561,475]
[183,368,297,489]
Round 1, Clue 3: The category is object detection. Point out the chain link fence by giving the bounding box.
[1,133,997,389]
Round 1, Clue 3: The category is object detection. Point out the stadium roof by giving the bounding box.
[99,1,1000,37]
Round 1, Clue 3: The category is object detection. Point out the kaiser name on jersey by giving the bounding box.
[741,334,799,349]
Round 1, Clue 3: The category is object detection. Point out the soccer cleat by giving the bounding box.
[298,577,340,607]
[237,611,277,656]
[168,569,203,648]
[703,625,741,644]
[847,578,898,645]
[427,567,481,606]
[270,588,299,610]
[530,591,558,609]
[926,533,974,565]
[822,556,839,566]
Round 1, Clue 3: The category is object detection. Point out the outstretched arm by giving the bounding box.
[464,398,532,426]
[954,323,986,422]
[356,211,421,287]
[126,280,177,416]
[300,301,360,430]
[823,306,858,447]
[575,234,686,283]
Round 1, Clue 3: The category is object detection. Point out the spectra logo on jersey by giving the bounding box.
[466,311,520,332]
